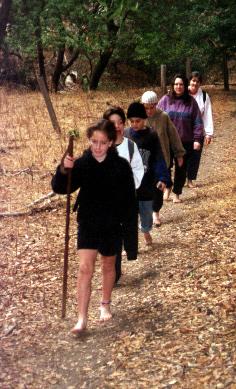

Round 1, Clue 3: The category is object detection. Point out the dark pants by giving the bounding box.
[187,139,204,180]
[153,188,164,212]
[173,142,193,195]
[115,197,138,283]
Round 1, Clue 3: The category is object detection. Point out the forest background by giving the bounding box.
[0,0,236,92]
[1,1,236,388]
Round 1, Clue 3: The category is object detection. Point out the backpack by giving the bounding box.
[127,138,134,163]
[202,90,206,104]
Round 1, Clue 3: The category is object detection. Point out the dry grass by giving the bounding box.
[0,86,150,210]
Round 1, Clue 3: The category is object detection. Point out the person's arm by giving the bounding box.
[121,162,138,260]
[191,98,204,148]
[151,133,170,187]
[130,142,144,189]
[51,155,82,194]
[153,157,169,189]
[203,93,214,144]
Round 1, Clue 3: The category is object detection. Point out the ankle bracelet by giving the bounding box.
[101,300,111,305]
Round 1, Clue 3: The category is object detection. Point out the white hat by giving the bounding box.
[141,91,158,104]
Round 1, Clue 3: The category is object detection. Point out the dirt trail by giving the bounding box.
[1,88,236,389]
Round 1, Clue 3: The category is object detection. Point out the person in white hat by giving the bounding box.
[141,91,185,225]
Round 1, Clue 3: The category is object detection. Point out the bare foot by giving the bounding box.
[143,232,153,245]
[187,180,196,188]
[99,303,112,322]
[153,212,161,227]
[163,188,171,201]
[173,194,182,203]
[154,218,161,227]
[71,318,87,334]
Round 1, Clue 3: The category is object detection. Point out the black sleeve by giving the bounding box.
[51,159,82,194]
[150,133,170,184]
[120,161,139,260]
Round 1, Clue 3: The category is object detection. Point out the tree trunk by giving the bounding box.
[89,48,113,90]
[37,41,47,87]
[63,48,80,72]
[52,45,65,92]
[186,57,192,80]
[0,0,12,46]
[223,50,229,91]
[160,64,167,95]
[89,19,119,90]
[35,22,48,89]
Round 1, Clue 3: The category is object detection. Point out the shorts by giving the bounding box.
[77,222,122,257]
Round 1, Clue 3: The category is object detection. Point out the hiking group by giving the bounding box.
[51,71,214,335]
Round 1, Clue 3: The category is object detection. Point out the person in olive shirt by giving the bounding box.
[141,91,185,225]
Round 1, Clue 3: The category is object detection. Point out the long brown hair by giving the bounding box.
[170,73,191,104]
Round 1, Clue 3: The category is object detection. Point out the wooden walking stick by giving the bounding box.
[61,129,79,319]
[61,133,73,318]
[38,76,78,318]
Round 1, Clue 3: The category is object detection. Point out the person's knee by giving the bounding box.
[79,263,94,278]
[101,257,115,273]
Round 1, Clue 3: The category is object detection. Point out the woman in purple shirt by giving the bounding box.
[158,73,204,203]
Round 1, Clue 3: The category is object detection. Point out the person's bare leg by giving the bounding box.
[99,255,116,322]
[71,249,97,334]
[153,211,161,226]
[163,187,171,201]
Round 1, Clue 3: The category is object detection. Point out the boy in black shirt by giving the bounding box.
[126,102,170,245]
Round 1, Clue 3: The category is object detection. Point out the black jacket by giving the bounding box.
[51,148,138,260]
[125,127,170,200]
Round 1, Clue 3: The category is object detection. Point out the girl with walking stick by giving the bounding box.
[51,119,138,334]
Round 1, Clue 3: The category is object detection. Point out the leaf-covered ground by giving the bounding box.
[0,87,236,388]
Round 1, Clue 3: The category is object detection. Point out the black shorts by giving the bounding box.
[77,222,122,257]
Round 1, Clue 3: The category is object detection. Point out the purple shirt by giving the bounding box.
[157,95,204,143]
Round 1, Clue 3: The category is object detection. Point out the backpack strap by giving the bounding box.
[202,90,206,104]
[124,127,131,138]
[127,138,134,163]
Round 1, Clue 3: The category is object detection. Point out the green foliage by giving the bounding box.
[4,0,236,88]
[120,0,236,80]
[68,129,80,138]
